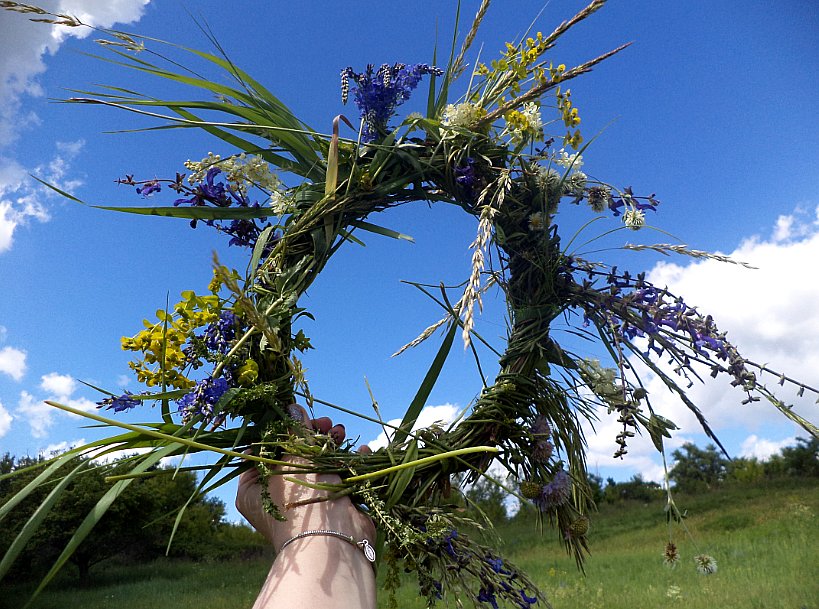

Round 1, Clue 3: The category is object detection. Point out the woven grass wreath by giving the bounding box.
[2,1,817,607]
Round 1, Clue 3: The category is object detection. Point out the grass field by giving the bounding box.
[3,478,817,609]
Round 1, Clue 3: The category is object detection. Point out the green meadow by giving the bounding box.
[4,478,816,609]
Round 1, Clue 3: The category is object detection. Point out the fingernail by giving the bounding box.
[287,404,306,422]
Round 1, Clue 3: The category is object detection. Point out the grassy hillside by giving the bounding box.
[3,478,816,609]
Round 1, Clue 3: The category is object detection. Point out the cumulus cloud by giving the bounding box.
[581,205,819,481]
[17,390,54,438]
[0,141,84,252]
[0,401,12,438]
[40,372,77,397]
[39,371,97,414]
[641,207,819,432]
[0,345,27,380]
[0,0,149,251]
[367,403,461,451]
[0,0,150,147]
[14,369,99,438]
[740,434,796,461]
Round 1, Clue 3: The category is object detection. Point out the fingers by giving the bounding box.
[356,444,372,455]
[286,404,348,445]
[311,416,333,434]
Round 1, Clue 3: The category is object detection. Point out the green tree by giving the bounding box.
[602,475,663,503]
[669,443,728,492]
[725,456,765,484]
[463,473,509,524]
[0,454,227,583]
[779,437,819,476]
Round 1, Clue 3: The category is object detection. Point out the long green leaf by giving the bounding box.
[25,444,177,606]
[93,205,274,220]
[0,449,85,522]
[385,439,418,510]
[0,459,87,581]
[393,320,458,446]
[349,220,414,242]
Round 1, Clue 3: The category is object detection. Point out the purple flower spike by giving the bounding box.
[341,63,443,142]
[97,392,141,413]
[177,376,231,421]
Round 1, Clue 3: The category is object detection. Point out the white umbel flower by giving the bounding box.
[442,103,485,128]
[555,148,583,171]
[623,208,646,230]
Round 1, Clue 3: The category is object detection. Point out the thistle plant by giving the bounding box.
[1,1,817,608]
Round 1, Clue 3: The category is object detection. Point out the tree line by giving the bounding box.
[464,437,818,519]
[0,453,266,584]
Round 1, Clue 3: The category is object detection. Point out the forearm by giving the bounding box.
[252,536,376,609]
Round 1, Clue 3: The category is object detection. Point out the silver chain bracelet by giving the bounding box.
[278,529,376,563]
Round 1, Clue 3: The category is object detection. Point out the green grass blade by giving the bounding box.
[349,220,414,242]
[92,205,273,220]
[385,439,419,510]
[25,445,178,606]
[0,459,87,581]
[393,320,458,446]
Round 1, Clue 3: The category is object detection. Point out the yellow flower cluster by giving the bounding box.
[121,278,224,389]
[504,102,543,144]
[477,33,552,96]
[556,87,583,149]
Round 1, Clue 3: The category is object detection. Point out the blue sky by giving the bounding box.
[1,0,818,519]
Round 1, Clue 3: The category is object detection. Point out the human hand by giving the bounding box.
[235,404,375,551]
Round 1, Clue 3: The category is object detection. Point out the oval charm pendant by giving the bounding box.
[359,539,376,562]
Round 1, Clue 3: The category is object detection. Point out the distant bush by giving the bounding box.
[602,475,663,504]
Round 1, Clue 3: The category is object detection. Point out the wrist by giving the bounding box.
[278,529,376,564]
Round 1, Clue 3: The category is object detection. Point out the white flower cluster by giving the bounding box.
[508,102,543,145]
[520,102,543,133]
[184,152,283,196]
[554,148,583,172]
[623,208,646,230]
[441,102,484,128]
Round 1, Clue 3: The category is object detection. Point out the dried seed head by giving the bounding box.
[520,481,542,499]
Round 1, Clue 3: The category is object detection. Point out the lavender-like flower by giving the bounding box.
[455,157,479,203]
[136,180,161,197]
[177,376,230,420]
[341,63,442,142]
[535,469,571,511]
[174,167,271,248]
[608,186,658,217]
[477,587,500,609]
[204,310,238,354]
[97,392,140,413]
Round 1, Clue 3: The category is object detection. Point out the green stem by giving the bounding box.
[45,400,283,467]
[343,446,498,483]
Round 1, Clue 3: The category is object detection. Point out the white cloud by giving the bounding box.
[116,374,131,388]
[1,0,149,252]
[581,205,819,481]
[640,210,819,435]
[39,438,86,458]
[0,345,27,380]
[63,396,98,415]
[740,434,796,461]
[16,390,54,438]
[0,141,86,252]
[366,403,461,451]
[0,1,150,147]
[40,372,77,398]
[38,371,97,416]
[0,401,12,438]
